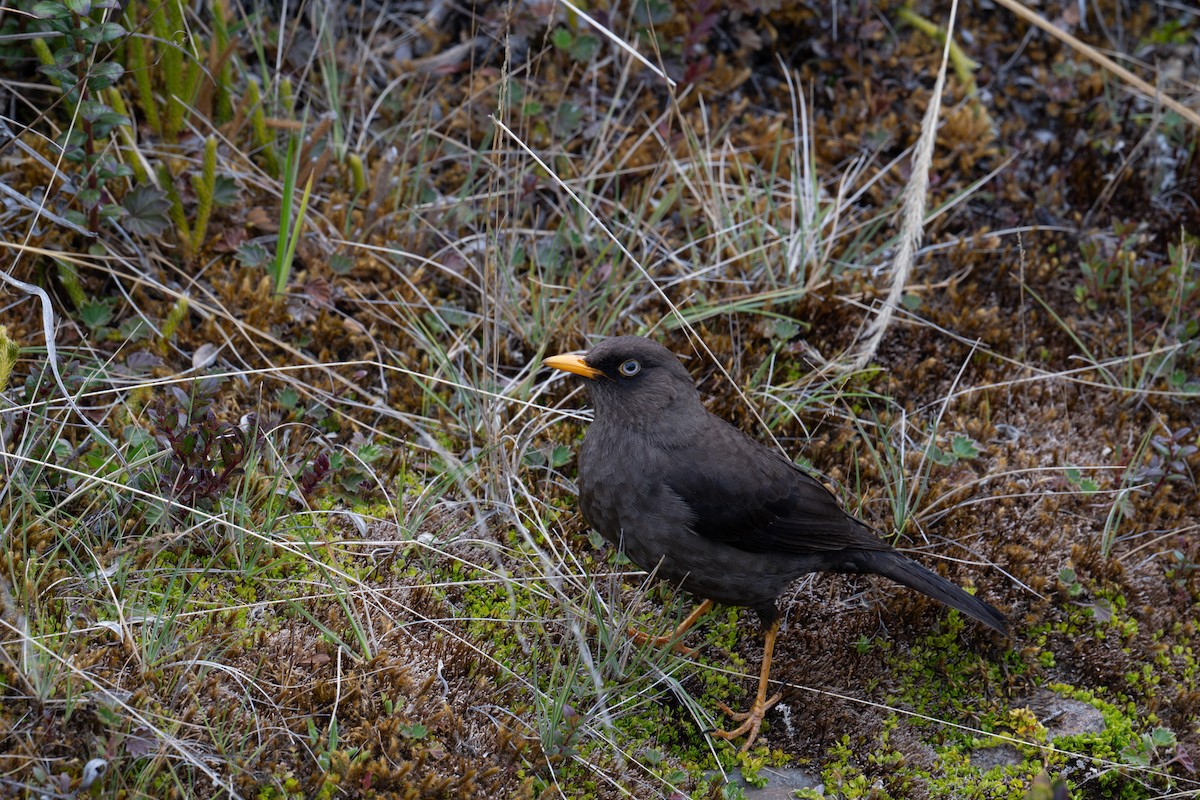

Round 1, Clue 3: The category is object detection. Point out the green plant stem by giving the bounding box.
[157,162,191,260]
[191,136,218,255]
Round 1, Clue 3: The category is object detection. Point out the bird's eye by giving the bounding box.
[618,359,641,377]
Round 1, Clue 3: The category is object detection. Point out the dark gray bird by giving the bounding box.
[545,335,1007,750]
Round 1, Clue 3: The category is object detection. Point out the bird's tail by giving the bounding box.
[856,550,1008,636]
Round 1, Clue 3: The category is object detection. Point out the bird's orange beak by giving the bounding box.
[544,352,603,380]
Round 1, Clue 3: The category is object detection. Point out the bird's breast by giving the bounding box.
[577,422,694,546]
[575,419,824,609]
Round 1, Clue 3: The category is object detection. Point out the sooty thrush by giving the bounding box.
[545,336,1007,750]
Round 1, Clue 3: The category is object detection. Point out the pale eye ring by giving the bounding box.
[618,359,641,377]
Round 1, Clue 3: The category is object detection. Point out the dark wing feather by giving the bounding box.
[663,412,890,556]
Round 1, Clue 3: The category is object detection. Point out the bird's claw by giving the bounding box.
[711,692,782,751]
[627,626,699,658]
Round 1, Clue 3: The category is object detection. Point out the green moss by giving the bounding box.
[883,620,1006,724]
[418,528,811,796]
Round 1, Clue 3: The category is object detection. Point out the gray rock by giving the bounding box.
[709,765,823,799]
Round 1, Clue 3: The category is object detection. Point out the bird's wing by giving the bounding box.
[662,414,890,556]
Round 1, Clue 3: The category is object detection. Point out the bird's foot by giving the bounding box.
[627,599,712,657]
[712,692,782,752]
[627,626,699,658]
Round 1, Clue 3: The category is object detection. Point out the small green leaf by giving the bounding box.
[30,1,71,19]
[118,317,153,341]
[399,722,428,740]
[550,444,572,468]
[276,388,299,409]
[93,111,130,132]
[52,48,84,68]
[236,241,270,269]
[86,61,123,90]
[356,442,383,464]
[77,21,125,44]
[212,176,239,206]
[38,64,76,85]
[94,159,132,180]
[76,187,102,208]
[550,27,572,50]
[1150,727,1176,747]
[79,98,109,120]
[569,34,598,61]
[338,473,366,493]
[328,253,354,274]
[1064,468,1099,493]
[121,184,171,237]
[633,0,672,25]
[949,435,980,460]
[59,128,87,149]
[927,446,956,466]
[553,101,584,136]
[78,297,115,330]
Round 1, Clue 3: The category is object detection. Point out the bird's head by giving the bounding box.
[544,336,702,423]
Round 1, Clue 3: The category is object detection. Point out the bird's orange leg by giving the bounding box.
[712,618,783,751]
[629,598,713,657]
